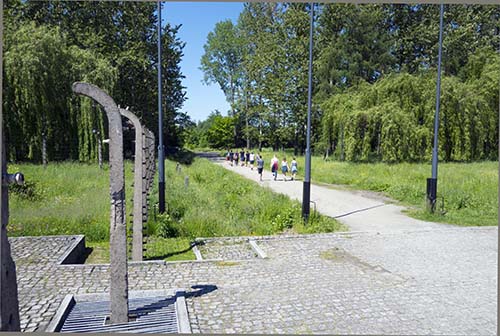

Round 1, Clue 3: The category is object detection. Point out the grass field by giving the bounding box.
[85,238,196,263]
[156,158,345,237]
[7,156,345,262]
[252,149,497,227]
[8,161,132,242]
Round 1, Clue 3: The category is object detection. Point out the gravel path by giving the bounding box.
[215,157,448,233]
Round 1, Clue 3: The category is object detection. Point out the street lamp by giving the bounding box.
[157,0,166,213]
[427,3,444,213]
[302,2,314,221]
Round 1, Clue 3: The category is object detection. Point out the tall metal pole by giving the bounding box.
[496,23,499,336]
[426,3,444,213]
[302,2,314,221]
[157,0,165,214]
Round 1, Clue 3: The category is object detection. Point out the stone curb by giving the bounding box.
[249,240,268,259]
[193,226,496,244]
[192,245,203,261]
[57,235,86,265]
[45,294,75,332]
[175,292,192,334]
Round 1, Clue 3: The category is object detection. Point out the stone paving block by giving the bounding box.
[197,239,258,260]
[9,228,498,334]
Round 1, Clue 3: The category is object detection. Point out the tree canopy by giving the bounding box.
[195,3,499,161]
[4,0,189,162]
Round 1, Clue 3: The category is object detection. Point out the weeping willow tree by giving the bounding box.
[320,48,499,163]
[4,23,117,162]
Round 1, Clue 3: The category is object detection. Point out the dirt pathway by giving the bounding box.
[211,155,448,233]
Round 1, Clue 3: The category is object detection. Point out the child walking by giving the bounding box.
[291,157,298,180]
[233,152,239,166]
[281,157,290,181]
[249,152,255,170]
[270,155,279,181]
[256,154,264,181]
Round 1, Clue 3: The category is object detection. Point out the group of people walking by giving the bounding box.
[226,149,298,182]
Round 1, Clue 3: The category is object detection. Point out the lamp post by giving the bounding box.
[157,0,165,213]
[302,2,314,221]
[427,3,444,213]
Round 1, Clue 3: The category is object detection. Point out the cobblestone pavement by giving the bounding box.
[11,226,497,334]
[10,235,79,265]
[197,239,258,260]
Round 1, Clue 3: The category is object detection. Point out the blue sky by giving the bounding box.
[161,2,245,123]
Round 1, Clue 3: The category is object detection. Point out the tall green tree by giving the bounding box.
[3,22,117,161]
[316,4,394,99]
[200,20,244,116]
[4,0,189,161]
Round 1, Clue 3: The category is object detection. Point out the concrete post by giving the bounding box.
[72,82,129,324]
[145,129,156,191]
[0,142,21,331]
[141,131,148,224]
[142,129,154,222]
[1,8,21,327]
[119,108,144,262]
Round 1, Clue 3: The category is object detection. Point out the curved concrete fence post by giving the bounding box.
[72,82,129,324]
[119,108,144,262]
[0,141,21,331]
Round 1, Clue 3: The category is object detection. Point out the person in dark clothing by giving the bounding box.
[239,149,245,166]
[256,154,264,181]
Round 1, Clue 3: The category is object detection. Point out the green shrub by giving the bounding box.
[9,180,45,201]
[156,213,180,238]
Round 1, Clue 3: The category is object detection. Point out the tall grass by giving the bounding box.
[8,161,134,241]
[150,158,346,238]
[8,158,345,243]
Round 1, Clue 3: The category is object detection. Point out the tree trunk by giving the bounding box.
[294,129,298,156]
[340,124,345,161]
[245,93,250,149]
[42,133,47,168]
[258,116,262,152]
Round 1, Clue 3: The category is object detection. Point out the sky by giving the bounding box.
[161,2,245,123]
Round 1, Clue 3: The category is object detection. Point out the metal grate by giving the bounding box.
[60,296,179,333]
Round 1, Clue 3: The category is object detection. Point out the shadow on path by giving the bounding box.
[144,241,203,261]
[184,285,218,298]
[333,204,386,219]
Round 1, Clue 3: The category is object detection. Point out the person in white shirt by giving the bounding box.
[249,152,255,170]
